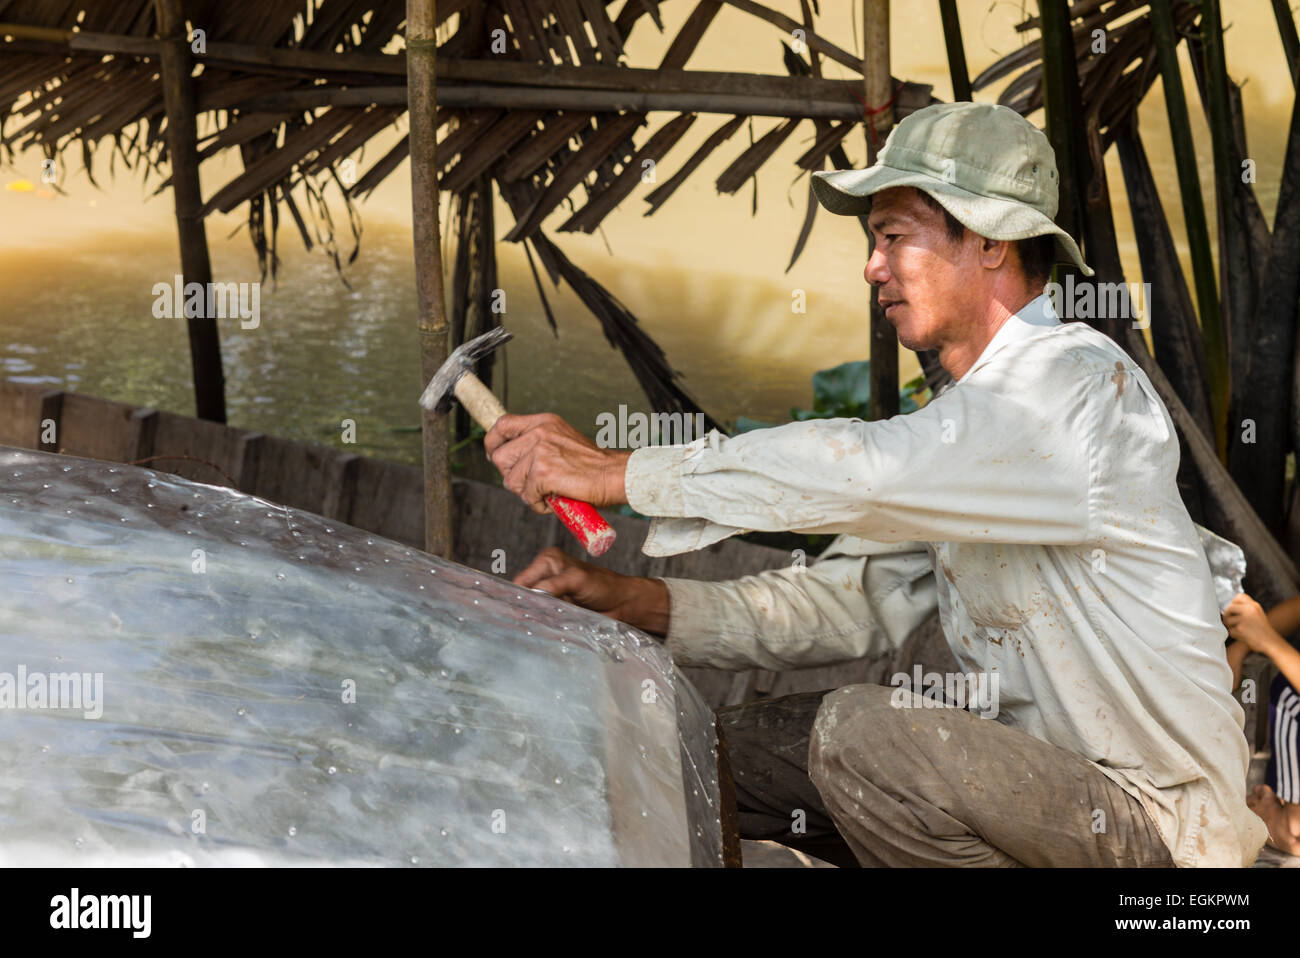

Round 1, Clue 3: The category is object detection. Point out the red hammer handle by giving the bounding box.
[546,495,617,557]
[443,374,618,557]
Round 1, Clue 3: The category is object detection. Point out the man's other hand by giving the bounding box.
[512,546,669,637]
[485,412,632,513]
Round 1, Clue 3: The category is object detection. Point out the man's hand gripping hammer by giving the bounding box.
[418,327,617,557]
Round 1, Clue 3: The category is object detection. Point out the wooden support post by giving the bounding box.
[1150,0,1229,458]
[938,0,972,101]
[1271,0,1300,86]
[864,0,897,422]
[1039,0,1085,262]
[154,0,226,423]
[407,0,454,558]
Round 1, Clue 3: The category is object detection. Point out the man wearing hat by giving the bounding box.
[485,102,1266,867]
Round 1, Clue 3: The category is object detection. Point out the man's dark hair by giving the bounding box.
[911,188,1056,283]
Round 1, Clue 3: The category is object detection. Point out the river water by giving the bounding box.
[0,1,1292,466]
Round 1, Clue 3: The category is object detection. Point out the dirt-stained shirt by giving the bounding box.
[624,293,1267,868]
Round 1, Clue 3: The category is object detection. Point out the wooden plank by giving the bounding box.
[235,432,266,492]
[0,381,49,449]
[36,389,64,453]
[124,408,160,462]
[57,392,136,461]
[238,435,345,516]
[320,453,362,521]
[347,458,425,547]
[145,410,250,488]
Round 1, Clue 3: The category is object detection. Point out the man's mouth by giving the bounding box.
[879,298,903,317]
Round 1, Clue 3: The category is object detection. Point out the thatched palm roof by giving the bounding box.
[0,0,939,425]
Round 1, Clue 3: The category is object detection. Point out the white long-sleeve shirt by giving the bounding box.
[624,293,1266,868]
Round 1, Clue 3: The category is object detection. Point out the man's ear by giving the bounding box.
[979,236,1011,270]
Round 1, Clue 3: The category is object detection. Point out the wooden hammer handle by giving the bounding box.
[453,372,508,430]
[452,373,617,557]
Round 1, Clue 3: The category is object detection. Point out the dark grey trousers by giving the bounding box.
[718,684,1176,868]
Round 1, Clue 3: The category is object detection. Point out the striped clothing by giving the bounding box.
[1268,673,1300,803]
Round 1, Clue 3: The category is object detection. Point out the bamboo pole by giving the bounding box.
[864,0,898,423]
[1149,0,1229,458]
[232,82,924,119]
[1038,0,1084,260]
[938,0,972,101]
[1271,0,1300,86]
[1230,83,1300,535]
[1200,0,1264,497]
[153,0,226,423]
[1115,121,1213,440]
[407,0,453,558]
[0,22,935,120]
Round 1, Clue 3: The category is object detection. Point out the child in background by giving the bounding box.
[1223,592,1300,856]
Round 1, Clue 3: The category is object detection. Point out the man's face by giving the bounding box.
[864,187,984,351]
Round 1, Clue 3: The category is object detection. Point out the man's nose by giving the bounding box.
[864,247,889,286]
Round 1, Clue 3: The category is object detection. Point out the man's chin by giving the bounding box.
[893,323,931,352]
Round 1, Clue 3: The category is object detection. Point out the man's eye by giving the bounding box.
[885,233,901,242]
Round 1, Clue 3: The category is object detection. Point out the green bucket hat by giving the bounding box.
[811,101,1093,276]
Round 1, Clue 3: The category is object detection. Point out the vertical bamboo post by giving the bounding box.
[154,0,225,423]
[1039,0,1084,256]
[1150,0,1229,458]
[938,0,972,101]
[1271,0,1300,86]
[1201,0,1254,470]
[406,0,453,557]
[864,0,897,422]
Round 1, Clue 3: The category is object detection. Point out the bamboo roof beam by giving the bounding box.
[0,22,930,113]
[231,79,932,120]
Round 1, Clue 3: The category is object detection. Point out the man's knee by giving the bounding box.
[808,684,901,792]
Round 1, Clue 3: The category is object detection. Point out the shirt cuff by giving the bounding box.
[624,444,688,516]
[658,577,729,668]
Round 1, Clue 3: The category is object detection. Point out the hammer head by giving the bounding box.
[418,326,513,414]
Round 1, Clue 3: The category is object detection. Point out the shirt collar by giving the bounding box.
[956,292,1061,385]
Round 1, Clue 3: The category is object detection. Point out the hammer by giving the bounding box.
[419,327,617,557]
